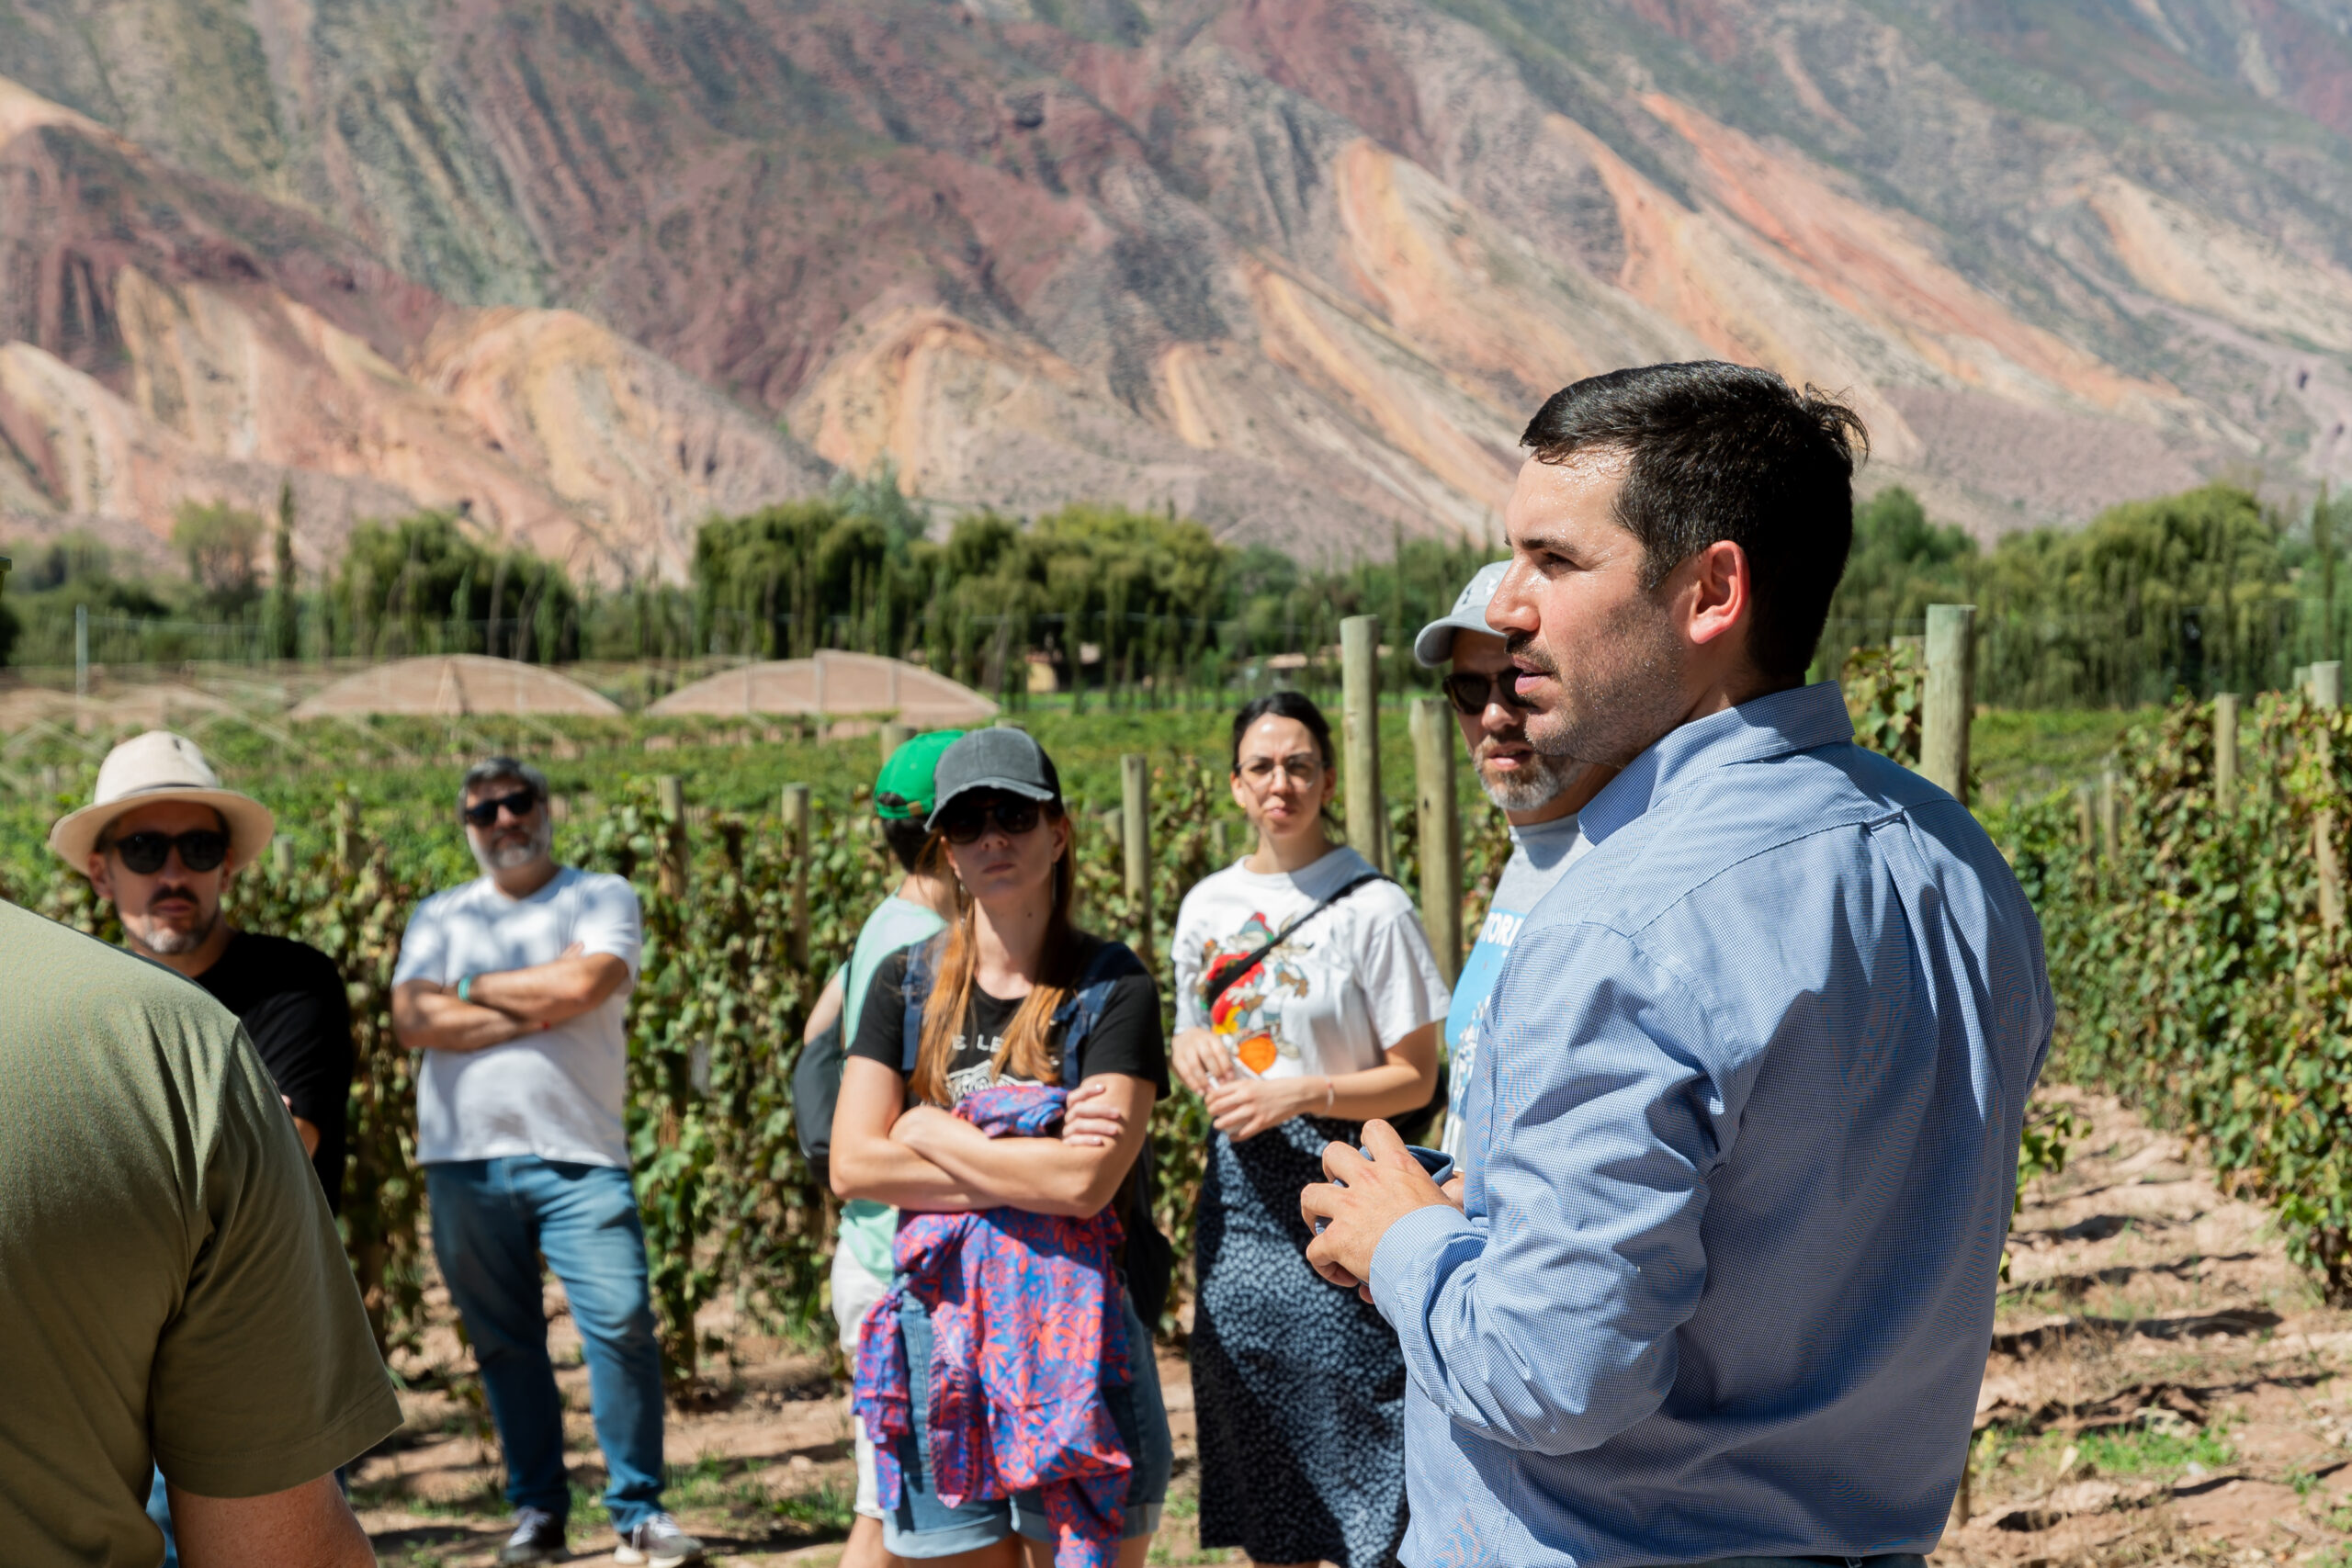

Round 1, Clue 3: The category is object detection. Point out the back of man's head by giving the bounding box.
[1521,363,1866,683]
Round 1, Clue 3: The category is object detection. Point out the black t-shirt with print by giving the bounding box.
[847,935,1169,1102]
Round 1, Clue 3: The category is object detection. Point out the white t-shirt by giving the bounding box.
[1440,814,1595,1161]
[392,866,643,1168]
[1170,846,1450,1083]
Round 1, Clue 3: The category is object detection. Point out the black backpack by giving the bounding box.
[792,968,850,1189]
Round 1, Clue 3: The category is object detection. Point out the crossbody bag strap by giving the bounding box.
[1199,871,1389,1013]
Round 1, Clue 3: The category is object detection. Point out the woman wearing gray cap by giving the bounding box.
[830,728,1174,1568]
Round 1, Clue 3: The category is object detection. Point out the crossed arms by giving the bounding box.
[830,1055,1154,1219]
[391,942,631,1052]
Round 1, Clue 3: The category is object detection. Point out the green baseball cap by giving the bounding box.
[875,729,965,819]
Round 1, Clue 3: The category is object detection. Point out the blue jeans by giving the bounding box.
[882,1283,1171,1559]
[426,1158,666,1532]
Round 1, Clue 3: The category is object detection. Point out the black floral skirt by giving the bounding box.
[1191,1113,1408,1568]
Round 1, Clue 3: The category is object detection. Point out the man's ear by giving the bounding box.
[1683,541,1751,650]
[85,852,114,902]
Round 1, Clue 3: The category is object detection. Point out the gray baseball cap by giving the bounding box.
[925,727,1063,829]
[1413,560,1513,667]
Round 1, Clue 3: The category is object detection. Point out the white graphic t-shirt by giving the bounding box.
[393,866,643,1168]
[1440,814,1594,1161]
[1171,846,1450,1088]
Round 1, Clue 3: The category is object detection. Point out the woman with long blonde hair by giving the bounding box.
[832,728,1172,1568]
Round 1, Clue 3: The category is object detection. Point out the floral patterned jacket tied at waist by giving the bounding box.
[853,1083,1134,1568]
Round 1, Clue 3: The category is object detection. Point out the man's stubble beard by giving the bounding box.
[470,814,556,875]
[1508,603,1689,771]
[130,903,220,956]
[1476,744,1581,812]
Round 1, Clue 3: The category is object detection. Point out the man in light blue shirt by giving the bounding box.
[1304,363,2052,1568]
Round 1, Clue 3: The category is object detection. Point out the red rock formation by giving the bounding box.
[5,0,2352,569]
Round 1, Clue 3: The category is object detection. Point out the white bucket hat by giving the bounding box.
[48,730,277,874]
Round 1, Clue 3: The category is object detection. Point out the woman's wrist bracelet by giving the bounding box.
[457,974,475,1004]
[1322,1076,1336,1111]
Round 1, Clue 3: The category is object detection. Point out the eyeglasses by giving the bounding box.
[462,788,540,828]
[937,795,1046,845]
[1237,754,1324,785]
[110,829,230,875]
[1442,671,1532,716]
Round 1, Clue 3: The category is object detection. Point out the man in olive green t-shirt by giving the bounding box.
[0,900,404,1568]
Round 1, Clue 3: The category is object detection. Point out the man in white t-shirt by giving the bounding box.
[1414,564,1618,1163]
[390,757,701,1568]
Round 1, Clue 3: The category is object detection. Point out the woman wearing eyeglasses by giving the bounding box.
[831,728,1173,1568]
[1169,692,1450,1568]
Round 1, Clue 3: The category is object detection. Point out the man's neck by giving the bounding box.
[490,859,562,899]
[1504,793,1583,830]
[130,919,235,980]
[894,868,959,921]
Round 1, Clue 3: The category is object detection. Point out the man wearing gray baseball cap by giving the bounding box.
[1414,563,1617,1164]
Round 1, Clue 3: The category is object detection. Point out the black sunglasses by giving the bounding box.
[937,795,1047,845]
[462,788,540,828]
[111,829,230,875]
[1442,671,1532,716]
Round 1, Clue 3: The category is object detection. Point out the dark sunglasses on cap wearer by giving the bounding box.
[461,788,540,829]
[108,829,231,875]
[935,794,1046,845]
[1442,670,1532,716]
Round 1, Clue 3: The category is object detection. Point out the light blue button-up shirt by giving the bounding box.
[1371,682,2052,1568]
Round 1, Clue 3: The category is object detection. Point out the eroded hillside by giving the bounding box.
[4,0,2352,575]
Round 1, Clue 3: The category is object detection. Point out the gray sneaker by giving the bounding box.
[495,1506,567,1566]
[614,1511,704,1568]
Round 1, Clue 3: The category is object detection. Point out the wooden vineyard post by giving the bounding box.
[2075,784,2096,852]
[2211,692,2240,816]
[2316,666,2344,931]
[2098,766,2119,862]
[1341,615,1390,874]
[1410,696,1463,984]
[1121,753,1153,967]
[880,721,912,762]
[656,775,688,900]
[1923,604,1976,806]
[273,837,295,879]
[782,784,812,967]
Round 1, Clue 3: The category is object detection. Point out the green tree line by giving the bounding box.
[12,469,2341,709]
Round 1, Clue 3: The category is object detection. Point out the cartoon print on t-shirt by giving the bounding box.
[1196,914,1311,1075]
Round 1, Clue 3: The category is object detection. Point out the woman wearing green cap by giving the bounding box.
[804,728,964,1568]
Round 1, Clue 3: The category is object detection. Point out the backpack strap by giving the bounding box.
[899,937,944,1076]
[1055,941,1146,1085]
[900,937,1143,1084]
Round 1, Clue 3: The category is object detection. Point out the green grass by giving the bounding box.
[1973,705,2159,806]
[2074,1416,2235,1477]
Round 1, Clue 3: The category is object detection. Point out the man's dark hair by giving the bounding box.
[458,755,549,814]
[1521,362,1867,682]
[881,817,931,874]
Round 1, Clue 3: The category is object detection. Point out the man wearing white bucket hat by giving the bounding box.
[51,729,364,1567]
[53,730,355,1206]
[1,730,399,1565]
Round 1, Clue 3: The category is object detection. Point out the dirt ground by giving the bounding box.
[357,1086,2352,1567]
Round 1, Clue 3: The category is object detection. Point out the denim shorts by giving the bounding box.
[880,1282,1171,1559]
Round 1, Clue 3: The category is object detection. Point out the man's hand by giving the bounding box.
[1301,1119,1454,1303]
[1062,1077,1129,1146]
